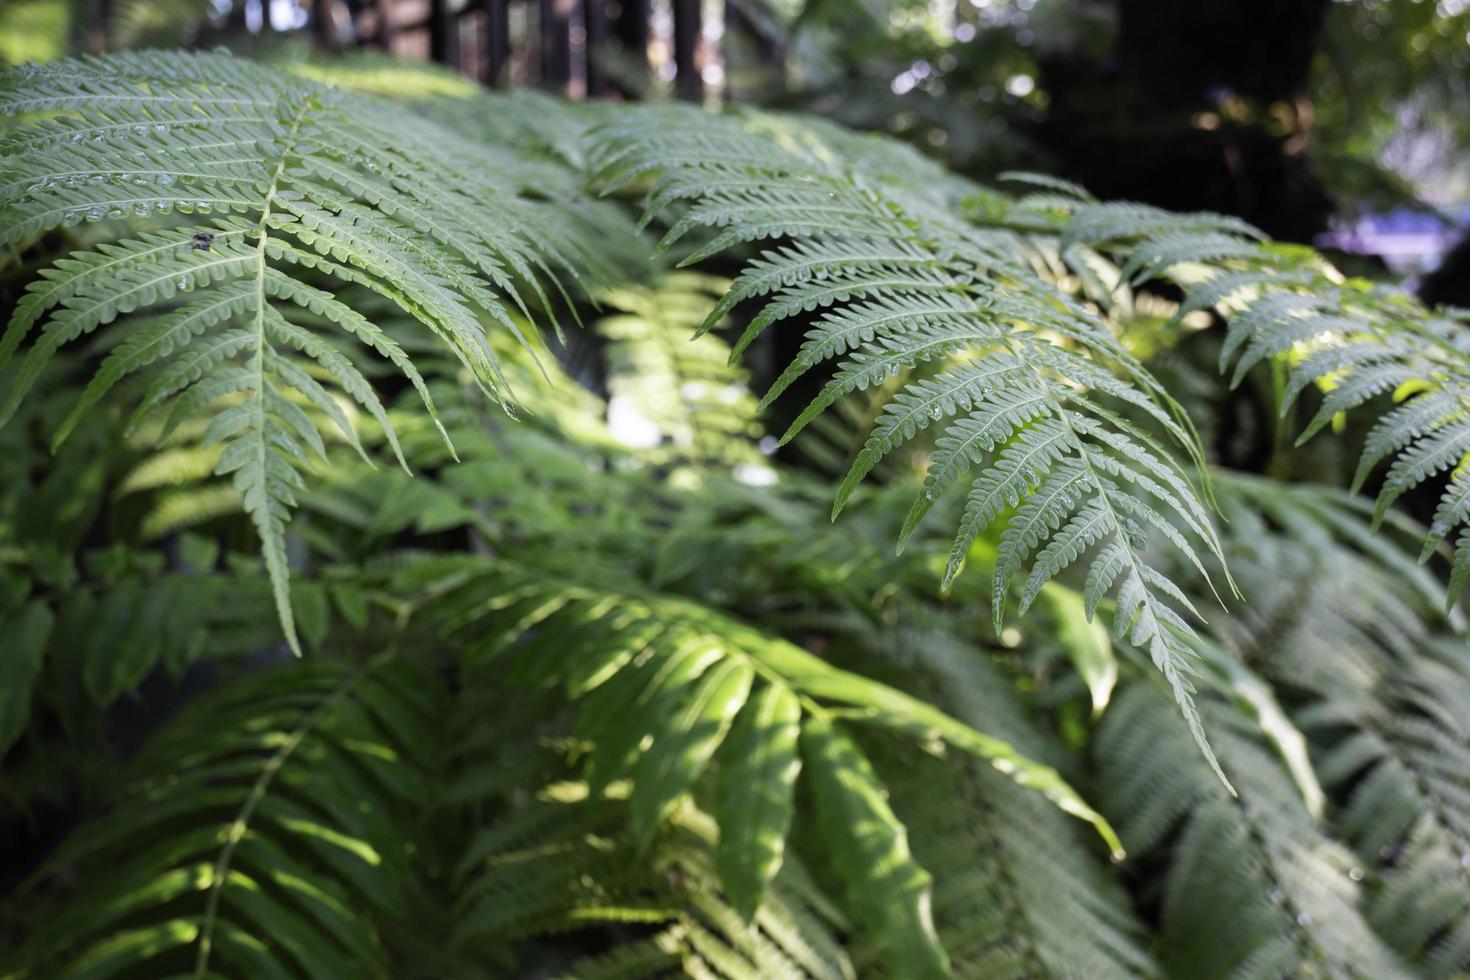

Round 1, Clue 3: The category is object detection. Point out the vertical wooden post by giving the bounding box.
[89,0,111,53]
[610,0,649,94]
[612,0,647,53]
[313,0,339,51]
[429,0,454,66]
[584,0,609,97]
[377,0,395,50]
[483,0,510,86]
[541,0,573,91]
[672,0,702,100]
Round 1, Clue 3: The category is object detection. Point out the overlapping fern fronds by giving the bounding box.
[587,104,1234,778]
[830,618,1157,979]
[1322,644,1470,975]
[1191,478,1470,975]
[7,657,439,978]
[444,685,855,979]
[1096,684,1413,980]
[398,554,1120,977]
[1044,195,1470,610]
[0,50,626,652]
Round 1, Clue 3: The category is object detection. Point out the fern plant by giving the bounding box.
[585,104,1240,779]
[8,656,438,978]
[7,47,1470,980]
[397,553,1117,975]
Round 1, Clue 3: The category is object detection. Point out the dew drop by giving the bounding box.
[85,207,105,221]
[1348,867,1363,881]
[1295,912,1312,927]
[159,173,175,186]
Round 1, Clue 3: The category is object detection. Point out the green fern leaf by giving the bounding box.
[589,105,1232,779]
[11,657,434,978]
[403,556,1121,952]
[1,51,611,650]
[716,683,804,922]
[802,713,949,980]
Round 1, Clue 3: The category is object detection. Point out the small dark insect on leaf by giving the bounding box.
[191,232,214,251]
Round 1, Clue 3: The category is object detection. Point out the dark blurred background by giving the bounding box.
[3,0,1466,493]
[5,0,1467,299]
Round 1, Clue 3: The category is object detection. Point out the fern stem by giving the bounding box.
[196,104,321,976]
[192,664,364,976]
[245,98,313,657]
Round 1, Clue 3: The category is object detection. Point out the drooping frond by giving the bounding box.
[586,104,1232,778]
[1059,197,1470,610]
[10,657,439,978]
[398,554,1119,977]
[1096,683,1413,980]
[0,50,624,651]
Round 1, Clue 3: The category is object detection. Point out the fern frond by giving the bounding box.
[439,677,853,978]
[400,555,1120,975]
[834,617,1158,979]
[1097,684,1412,980]
[11,657,438,978]
[1074,198,1470,609]
[1,51,617,651]
[588,105,1231,778]
[1174,475,1470,974]
[1320,646,1470,975]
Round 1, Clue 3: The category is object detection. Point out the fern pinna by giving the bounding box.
[588,105,1235,777]
[0,50,613,653]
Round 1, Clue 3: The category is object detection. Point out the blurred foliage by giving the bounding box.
[0,0,70,67]
[1312,0,1470,208]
